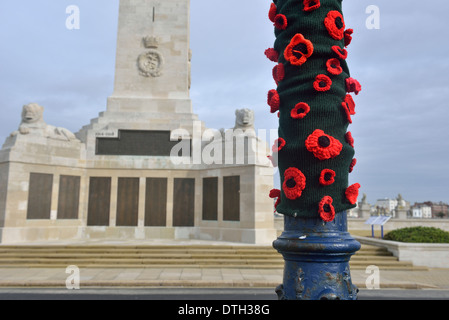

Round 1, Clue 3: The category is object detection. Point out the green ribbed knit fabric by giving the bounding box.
[267,0,361,220]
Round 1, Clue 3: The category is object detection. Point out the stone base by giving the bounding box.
[0,226,277,245]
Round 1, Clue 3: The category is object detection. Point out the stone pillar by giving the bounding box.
[358,202,371,219]
[396,208,408,219]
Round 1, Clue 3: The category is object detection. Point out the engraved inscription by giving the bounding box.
[96,130,190,156]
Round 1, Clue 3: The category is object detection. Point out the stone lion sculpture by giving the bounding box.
[11,103,77,141]
[234,108,255,131]
[219,108,256,139]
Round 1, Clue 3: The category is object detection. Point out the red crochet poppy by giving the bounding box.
[284,33,314,66]
[272,63,285,85]
[326,58,343,75]
[303,0,320,12]
[319,196,335,222]
[346,77,362,95]
[268,3,277,22]
[274,14,287,30]
[332,45,348,60]
[349,158,357,173]
[324,10,345,40]
[341,94,356,123]
[265,48,279,63]
[319,169,336,186]
[305,129,343,161]
[283,167,306,200]
[344,29,354,47]
[269,189,281,212]
[267,89,280,113]
[272,137,286,153]
[345,183,361,205]
[313,74,332,92]
[291,102,310,119]
[345,131,354,148]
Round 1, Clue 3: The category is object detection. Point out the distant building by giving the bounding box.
[412,202,448,218]
[420,202,449,218]
[376,195,410,218]
[411,203,432,219]
[375,198,397,215]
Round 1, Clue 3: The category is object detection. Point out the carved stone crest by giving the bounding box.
[137,36,163,77]
[137,50,163,77]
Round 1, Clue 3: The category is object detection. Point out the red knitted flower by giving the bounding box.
[305,129,343,161]
[344,29,353,47]
[326,58,343,75]
[341,94,356,123]
[319,169,336,186]
[345,183,361,205]
[349,158,357,173]
[284,33,314,66]
[303,0,320,12]
[268,3,277,22]
[345,131,354,148]
[283,167,306,200]
[324,10,345,40]
[346,77,362,95]
[268,89,280,113]
[272,63,285,85]
[274,14,288,30]
[291,102,310,119]
[313,74,332,92]
[319,196,335,222]
[269,189,281,212]
[332,45,348,60]
[272,137,286,153]
[265,48,279,63]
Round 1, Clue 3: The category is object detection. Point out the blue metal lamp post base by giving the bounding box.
[273,211,361,300]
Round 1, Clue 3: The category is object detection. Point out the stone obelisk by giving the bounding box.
[77,0,202,156]
[112,0,191,101]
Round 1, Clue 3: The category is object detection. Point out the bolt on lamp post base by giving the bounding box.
[273,211,361,300]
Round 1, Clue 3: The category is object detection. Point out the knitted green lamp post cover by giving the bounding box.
[267,0,361,221]
[268,0,363,300]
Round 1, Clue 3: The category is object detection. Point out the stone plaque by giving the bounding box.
[57,175,81,220]
[96,130,187,156]
[173,178,195,227]
[145,178,168,227]
[202,177,218,221]
[27,173,53,220]
[87,177,111,226]
[223,176,240,222]
[116,178,139,227]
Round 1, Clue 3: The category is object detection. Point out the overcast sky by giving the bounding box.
[0,0,448,205]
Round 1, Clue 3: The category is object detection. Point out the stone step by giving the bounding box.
[0,253,397,261]
[0,263,424,271]
[0,244,390,253]
[0,244,423,271]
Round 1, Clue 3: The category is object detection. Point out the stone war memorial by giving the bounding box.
[0,0,277,244]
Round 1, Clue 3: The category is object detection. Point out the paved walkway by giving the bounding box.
[0,266,448,290]
[0,238,448,290]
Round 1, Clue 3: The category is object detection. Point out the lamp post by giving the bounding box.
[273,212,360,300]
[266,0,362,300]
